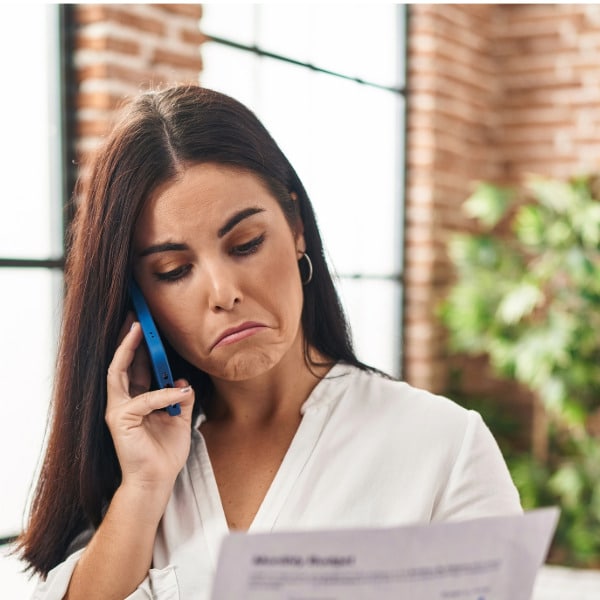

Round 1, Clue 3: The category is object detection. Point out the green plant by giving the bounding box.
[439,175,600,567]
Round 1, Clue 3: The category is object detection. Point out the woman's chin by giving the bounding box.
[203,350,282,382]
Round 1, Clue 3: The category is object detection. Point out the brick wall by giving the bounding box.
[499,4,600,180]
[404,4,504,393]
[403,4,600,406]
[69,3,204,181]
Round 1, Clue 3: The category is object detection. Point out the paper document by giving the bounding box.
[211,507,559,600]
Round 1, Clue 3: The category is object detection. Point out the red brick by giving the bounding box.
[105,6,166,35]
[180,28,207,45]
[74,4,109,25]
[76,91,124,111]
[151,47,203,71]
[76,34,141,56]
[155,4,203,19]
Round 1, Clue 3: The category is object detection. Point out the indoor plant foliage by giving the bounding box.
[440,174,600,567]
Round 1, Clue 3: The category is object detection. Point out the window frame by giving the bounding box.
[0,4,74,546]
[200,5,409,376]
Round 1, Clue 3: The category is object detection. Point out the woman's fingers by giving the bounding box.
[105,320,194,487]
[107,321,194,424]
[106,385,193,427]
[115,312,152,395]
[107,321,145,402]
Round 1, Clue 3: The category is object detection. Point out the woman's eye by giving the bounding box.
[154,264,191,282]
[231,234,265,257]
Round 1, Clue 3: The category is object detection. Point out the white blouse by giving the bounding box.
[32,363,522,600]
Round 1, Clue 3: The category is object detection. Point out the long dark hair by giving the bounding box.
[18,85,370,576]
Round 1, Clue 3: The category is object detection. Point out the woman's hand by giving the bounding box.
[106,314,195,494]
[64,316,194,600]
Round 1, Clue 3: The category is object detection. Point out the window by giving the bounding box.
[0,4,64,594]
[200,5,407,376]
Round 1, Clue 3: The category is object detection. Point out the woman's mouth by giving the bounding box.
[211,322,267,350]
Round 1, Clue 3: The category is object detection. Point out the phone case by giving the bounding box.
[129,279,181,416]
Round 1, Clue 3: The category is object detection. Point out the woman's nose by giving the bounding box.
[204,263,242,312]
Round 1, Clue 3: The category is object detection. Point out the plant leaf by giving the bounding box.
[463,183,513,229]
[526,176,578,214]
[496,282,544,325]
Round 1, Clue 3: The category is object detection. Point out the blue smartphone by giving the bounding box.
[129,279,181,416]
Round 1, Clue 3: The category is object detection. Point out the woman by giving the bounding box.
[19,85,521,599]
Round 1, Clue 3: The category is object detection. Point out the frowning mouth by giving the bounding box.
[211,322,267,350]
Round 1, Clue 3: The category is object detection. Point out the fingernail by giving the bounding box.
[130,321,138,331]
[180,386,192,393]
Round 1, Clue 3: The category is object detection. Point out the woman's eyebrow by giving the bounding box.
[138,207,266,257]
[217,207,265,238]
[138,242,188,258]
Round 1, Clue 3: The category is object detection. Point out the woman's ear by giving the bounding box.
[290,191,305,255]
[296,233,307,259]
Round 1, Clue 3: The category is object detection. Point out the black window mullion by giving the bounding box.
[0,258,65,269]
[205,34,406,96]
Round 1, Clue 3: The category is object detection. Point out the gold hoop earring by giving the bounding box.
[299,252,313,285]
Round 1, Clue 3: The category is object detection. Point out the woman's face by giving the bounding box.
[132,163,306,382]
